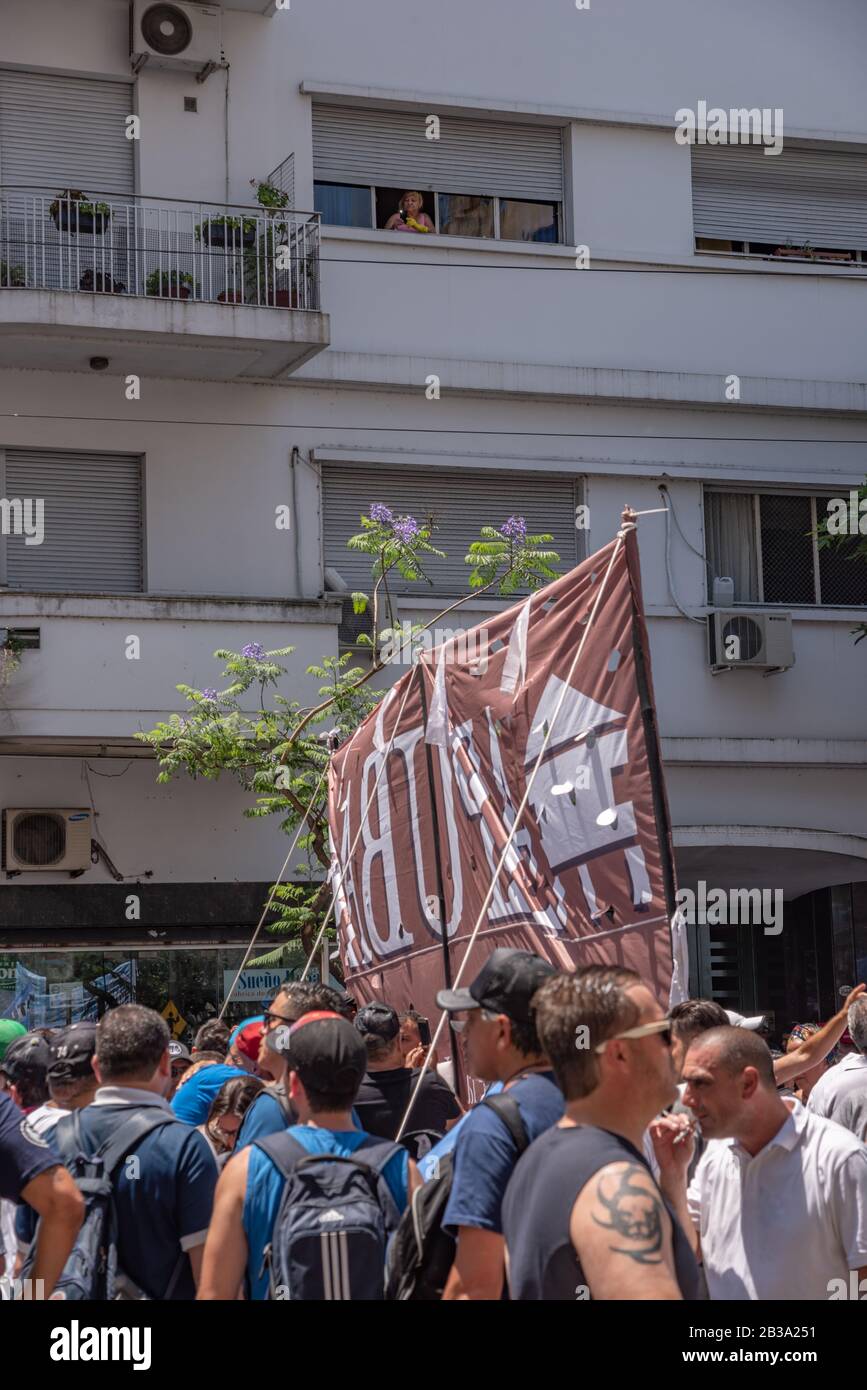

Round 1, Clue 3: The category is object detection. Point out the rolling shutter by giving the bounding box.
[323,463,579,598]
[691,144,867,249]
[0,70,135,198]
[313,103,564,201]
[3,449,143,593]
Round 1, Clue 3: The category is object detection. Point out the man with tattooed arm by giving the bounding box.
[502,967,702,1300]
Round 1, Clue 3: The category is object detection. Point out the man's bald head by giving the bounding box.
[689,1026,776,1087]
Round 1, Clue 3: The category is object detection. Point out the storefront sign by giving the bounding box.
[222,968,294,1004]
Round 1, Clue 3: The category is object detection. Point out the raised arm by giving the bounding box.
[774,983,865,1088]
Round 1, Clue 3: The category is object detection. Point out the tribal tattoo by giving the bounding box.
[590,1164,664,1264]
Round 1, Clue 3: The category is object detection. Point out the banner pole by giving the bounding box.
[415,660,466,1104]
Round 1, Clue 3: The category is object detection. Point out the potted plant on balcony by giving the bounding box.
[145,268,197,300]
[216,288,245,304]
[0,260,25,287]
[49,190,111,235]
[195,215,259,248]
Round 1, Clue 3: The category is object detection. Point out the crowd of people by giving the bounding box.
[0,951,865,1301]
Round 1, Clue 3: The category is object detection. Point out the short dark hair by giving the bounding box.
[194,1020,230,1055]
[276,980,344,1020]
[302,1073,363,1114]
[96,1005,169,1082]
[688,1025,776,1088]
[669,999,729,1044]
[534,966,642,1100]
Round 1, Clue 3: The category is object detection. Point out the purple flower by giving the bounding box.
[369,503,393,524]
[201,688,218,702]
[392,514,420,545]
[242,642,265,660]
[500,515,527,544]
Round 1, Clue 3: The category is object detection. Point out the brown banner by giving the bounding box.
[329,526,677,1026]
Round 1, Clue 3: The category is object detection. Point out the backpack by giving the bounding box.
[385,1092,530,1301]
[262,1080,295,1125]
[19,1108,185,1301]
[255,1131,404,1301]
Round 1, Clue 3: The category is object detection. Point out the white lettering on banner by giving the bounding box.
[390,723,463,939]
[333,796,370,971]
[359,741,408,958]
[524,676,652,918]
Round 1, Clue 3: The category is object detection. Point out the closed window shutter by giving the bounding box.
[312,103,564,201]
[4,449,143,593]
[0,70,135,198]
[323,463,579,599]
[691,144,867,249]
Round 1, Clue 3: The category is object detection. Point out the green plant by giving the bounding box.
[0,634,23,687]
[145,268,197,296]
[0,260,25,287]
[251,178,290,210]
[49,189,111,220]
[194,215,259,241]
[138,511,561,961]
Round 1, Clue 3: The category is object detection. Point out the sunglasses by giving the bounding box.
[595,1018,672,1054]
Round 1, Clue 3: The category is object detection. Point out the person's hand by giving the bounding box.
[406,1044,438,1070]
[649,1112,694,1179]
[842,983,865,1013]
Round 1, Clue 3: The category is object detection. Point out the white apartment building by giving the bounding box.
[1,0,865,1036]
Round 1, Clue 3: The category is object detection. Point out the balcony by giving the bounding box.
[0,189,329,380]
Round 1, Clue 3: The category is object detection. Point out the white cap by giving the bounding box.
[725,1009,765,1030]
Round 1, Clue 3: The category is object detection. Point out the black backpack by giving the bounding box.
[19,1108,185,1301]
[385,1092,530,1301]
[256,1131,404,1300]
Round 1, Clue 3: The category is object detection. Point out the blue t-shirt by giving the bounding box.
[0,1093,57,1202]
[235,1091,289,1152]
[418,1082,503,1182]
[242,1125,409,1301]
[63,1096,218,1299]
[171,1064,247,1126]
[443,1072,563,1235]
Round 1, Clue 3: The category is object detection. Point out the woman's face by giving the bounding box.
[211,1114,242,1150]
[403,194,422,217]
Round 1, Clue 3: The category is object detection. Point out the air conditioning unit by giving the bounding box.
[131,2,222,77]
[707,611,794,673]
[3,809,93,873]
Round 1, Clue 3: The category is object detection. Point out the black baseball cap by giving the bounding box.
[355,1002,400,1044]
[437,948,556,1023]
[0,1031,53,1087]
[282,1011,367,1094]
[47,1023,97,1083]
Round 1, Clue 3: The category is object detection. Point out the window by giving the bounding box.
[312,104,564,243]
[691,145,867,266]
[0,448,143,593]
[314,182,372,229]
[322,464,582,645]
[705,490,867,607]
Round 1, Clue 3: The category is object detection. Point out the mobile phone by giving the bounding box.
[417,1015,431,1047]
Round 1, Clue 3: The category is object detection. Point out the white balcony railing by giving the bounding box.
[0,189,321,310]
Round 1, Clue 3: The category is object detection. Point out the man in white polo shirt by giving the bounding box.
[808,997,867,1142]
[652,1026,867,1301]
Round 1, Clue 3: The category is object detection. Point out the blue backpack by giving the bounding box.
[20,1108,184,1301]
[255,1132,403,1301]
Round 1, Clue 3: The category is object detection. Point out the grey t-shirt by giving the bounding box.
[807,1054,867,1141]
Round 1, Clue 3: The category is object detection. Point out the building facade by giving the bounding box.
[1,0,865,1037]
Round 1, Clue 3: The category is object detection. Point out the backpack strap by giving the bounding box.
[480,1093,530,1157]
[96,1108,180,1178]
[254,1130,311,1180]
[352,1133,405,1177]
[262,1081,295,1126]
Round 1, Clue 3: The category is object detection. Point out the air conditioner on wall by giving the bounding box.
[130,2,222,77]
[2,809,93,873]
[707,611,794,674]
